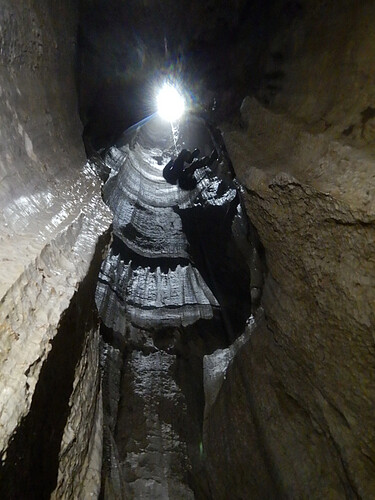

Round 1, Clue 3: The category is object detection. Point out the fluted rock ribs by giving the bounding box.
[95,117,237,330]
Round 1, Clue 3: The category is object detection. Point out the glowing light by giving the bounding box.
[156,83,185,122]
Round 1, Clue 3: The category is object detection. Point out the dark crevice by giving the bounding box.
[342,124,354,136]
[175,197,252,342]
[361,106,375,137]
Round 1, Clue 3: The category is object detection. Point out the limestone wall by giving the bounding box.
[0,1,111,496]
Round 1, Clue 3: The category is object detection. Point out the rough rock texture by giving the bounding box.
[111,322,228,500]
[203,312,279,499]
[95,116,245,331]
[51,311,104,499]
[0,1,112,497]
[4,0,374,497]
[203,9,375,494]
[117,345,195,499]
[257,0,375,151]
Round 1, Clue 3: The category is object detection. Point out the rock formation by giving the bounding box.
[0,0,374,498]
[95,116,252,497]
[95,116,242,331]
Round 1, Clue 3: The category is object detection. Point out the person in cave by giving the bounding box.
[163,148,193,184]
[163,148,218,190]
[179,148,218,190]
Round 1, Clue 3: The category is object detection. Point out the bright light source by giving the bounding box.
[156,83,185,122]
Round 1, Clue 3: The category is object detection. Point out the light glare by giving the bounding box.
[157,83,185,122]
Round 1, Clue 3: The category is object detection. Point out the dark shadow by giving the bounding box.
[163,149,197,188]
[175,195,252,343]
[82,79,151,154]
[361,106,375,137]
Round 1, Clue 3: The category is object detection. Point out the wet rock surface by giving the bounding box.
[0,1,112,497]
[2,0,375,497]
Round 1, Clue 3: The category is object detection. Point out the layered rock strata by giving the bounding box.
[95,116,239,331]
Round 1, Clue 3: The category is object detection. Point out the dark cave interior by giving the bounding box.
[78,0,290,152]
[0,0,374,498]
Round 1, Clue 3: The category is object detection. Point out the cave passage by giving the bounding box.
[93,112,257,496]
[2,0,374,497]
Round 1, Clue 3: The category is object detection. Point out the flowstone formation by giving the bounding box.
[96,123,238,331]
[94,115,252,497]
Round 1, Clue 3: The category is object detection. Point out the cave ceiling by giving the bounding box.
[78,0,281,148]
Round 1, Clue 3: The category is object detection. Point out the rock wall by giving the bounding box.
[0,0,112,497]
[203,1,375,497]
